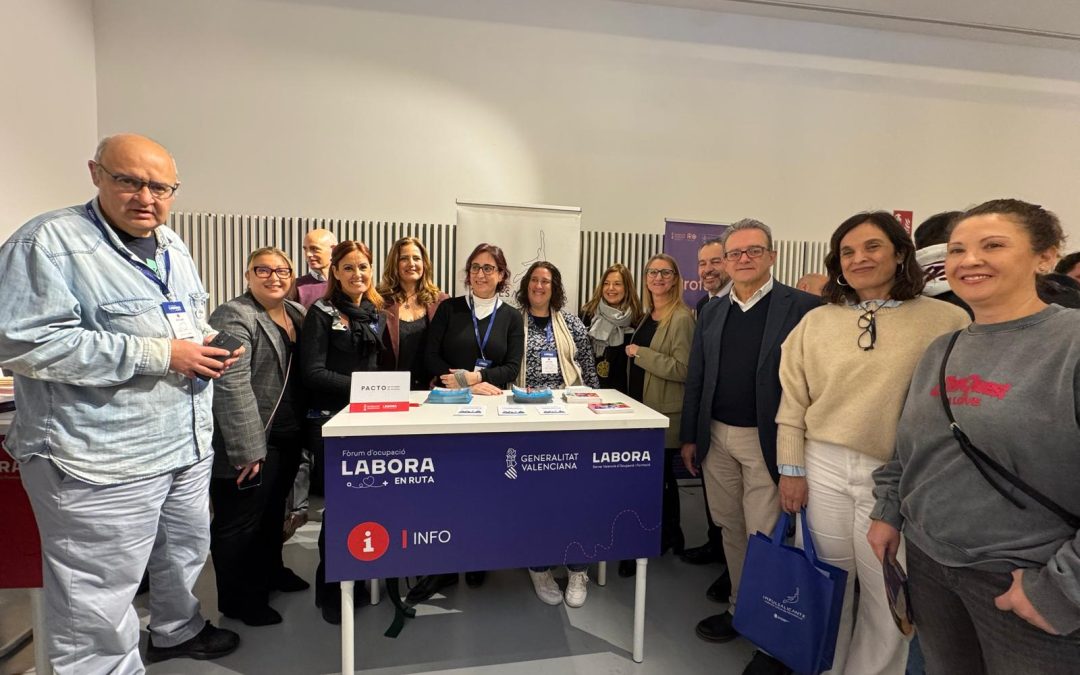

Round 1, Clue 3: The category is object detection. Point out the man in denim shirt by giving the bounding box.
[0,134,242,672]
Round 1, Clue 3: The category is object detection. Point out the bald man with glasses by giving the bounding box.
[0,134,242,672]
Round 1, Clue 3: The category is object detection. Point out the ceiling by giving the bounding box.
[617,0,1080,50]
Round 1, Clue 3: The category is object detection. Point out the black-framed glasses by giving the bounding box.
[723,246,768,262]
[858,309,878,351]
[253,266,292,279]
[470,263,498,276]
[94,162,180,199]
[646,268,675,279]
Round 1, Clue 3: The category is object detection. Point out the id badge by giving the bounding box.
[474,358,492,372]
[540,350,559,375]
[161,301,198,341]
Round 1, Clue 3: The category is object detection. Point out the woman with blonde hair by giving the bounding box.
[579,263,642,392]
[377,236,449,389]
[619,253,695,575]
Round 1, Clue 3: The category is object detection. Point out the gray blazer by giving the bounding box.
[209,292,306,477]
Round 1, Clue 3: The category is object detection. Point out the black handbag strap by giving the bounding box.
[938,331,1080,530]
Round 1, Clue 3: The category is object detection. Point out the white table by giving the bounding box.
[322,389,668,673]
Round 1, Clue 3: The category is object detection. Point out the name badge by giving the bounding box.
[161,301,198,342]
[474,358,492,372]
[540,350,559,375]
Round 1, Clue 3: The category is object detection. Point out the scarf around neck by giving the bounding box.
[587,302,634,356]
[331,291,381,351]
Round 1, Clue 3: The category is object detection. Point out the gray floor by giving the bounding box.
[3,485,757,675]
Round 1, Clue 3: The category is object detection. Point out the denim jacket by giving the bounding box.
[0,201,215,484]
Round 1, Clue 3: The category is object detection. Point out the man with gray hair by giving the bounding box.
[680,218,820,674]
[0,134,241,671]
[284,227,338,540]
[295,228,338,308]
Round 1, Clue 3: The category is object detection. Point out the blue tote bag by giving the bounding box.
[732,509,847,675]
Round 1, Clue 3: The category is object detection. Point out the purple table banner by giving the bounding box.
[664,219,730,309]
[325,428,664,582]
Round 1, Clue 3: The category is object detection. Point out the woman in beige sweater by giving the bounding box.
[621,253,695,577]
[775,212,969,675]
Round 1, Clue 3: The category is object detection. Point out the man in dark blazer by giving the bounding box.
[680,219,820,675]
[683,238,733,596]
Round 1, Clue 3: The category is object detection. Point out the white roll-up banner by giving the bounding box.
[455,201,583,312]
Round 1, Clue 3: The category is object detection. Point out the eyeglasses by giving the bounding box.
[530,278,552,287]
[94,162,179,199]
[253,266,292,279]
[470,264,498,276]
[858,309,878,351]
[646,268,675,279]
[723,246,768,262]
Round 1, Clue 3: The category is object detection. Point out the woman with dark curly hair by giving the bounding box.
[775,211,968,674]
[515,261,598,391]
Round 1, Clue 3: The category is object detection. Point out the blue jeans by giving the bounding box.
[907,542,1080,675]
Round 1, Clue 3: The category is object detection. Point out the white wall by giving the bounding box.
[92,0,1080,244]
[0,0,98,243]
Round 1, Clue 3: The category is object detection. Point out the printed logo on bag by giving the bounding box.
[763,585,806,623]
[340,448,436,487]
[931,373,1012,408]
[348,521,390,561]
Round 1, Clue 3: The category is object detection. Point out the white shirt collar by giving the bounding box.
[730,276,774,312]
[711,280,734,299]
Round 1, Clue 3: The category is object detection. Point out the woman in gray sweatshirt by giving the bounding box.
[869,199,1080,675]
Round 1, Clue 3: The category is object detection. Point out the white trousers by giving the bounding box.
[20,454,213,675]
[804,439,908,675]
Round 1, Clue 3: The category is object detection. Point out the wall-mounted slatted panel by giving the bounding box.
[577,231,663,308]
[169,212,825,311]
[774,240,829,287]
[169,213,457,311]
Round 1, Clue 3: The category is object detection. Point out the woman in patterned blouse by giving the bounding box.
[514,261,599,390]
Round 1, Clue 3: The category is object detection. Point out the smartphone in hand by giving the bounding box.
[197,331,244,381]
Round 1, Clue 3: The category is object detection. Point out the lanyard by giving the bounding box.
[532,314,555,346]
[470,296,500,360]
[84,200,172,299]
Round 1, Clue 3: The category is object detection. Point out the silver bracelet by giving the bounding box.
[454,370,470,388]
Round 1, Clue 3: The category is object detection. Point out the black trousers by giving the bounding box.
[210,431,303,613]
[305,415,340,607]
[661,447,683,549]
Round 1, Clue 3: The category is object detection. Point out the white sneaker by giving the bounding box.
[529,569,563,605]
[565,570,588,608]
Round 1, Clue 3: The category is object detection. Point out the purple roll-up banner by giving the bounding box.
[325,428,664,581]
[663,219,730,309]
